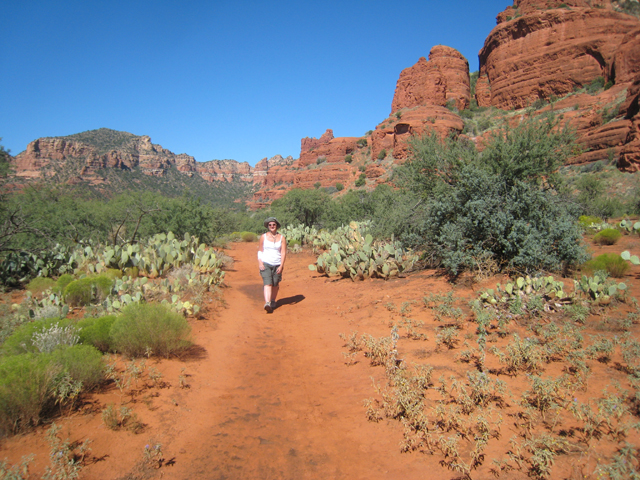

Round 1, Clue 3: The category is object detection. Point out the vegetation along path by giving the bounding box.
[1,241,446,479]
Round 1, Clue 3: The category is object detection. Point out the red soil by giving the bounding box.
[1,234,640,479]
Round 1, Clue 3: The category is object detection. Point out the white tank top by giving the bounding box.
[262,235,282,265]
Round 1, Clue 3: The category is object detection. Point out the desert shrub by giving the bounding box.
[425,167,587,274]
[50,345,103,389]
[356,138,368,147]
[344,154,353,163]
[593,228,622,245]
[63,279,92,307]
[240,231,257,242]
[582,253,630,278]
[110,303,191,357]
[63,274,113,307]
[314,182,321,189]
[26,277,56,296]
[2,318,75,356]
[0,353,54,435]
[335,182,344,191]
[77,315,117,352]
[578,215,603,229]
[316,156,326,165]
[270,189,330,227]
[54,274,74,294]
[377,149,387,160]
[31,323,79,353]
[355,174,366,188]
[586,76,605,95]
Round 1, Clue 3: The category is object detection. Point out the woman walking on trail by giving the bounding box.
[258,217,287,313]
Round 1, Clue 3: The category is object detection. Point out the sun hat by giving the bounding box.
[264,217,281,229]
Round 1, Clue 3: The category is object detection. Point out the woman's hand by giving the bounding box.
[259,260,265,271]
[276,265,283,274]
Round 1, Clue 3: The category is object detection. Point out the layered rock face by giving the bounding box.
[478,3,638,110]
[391,46,470,112]
[478,0,640,170]
[370,106,464,163]
[14,134,199,181]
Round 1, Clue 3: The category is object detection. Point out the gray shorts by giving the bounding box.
[260,263,282,286]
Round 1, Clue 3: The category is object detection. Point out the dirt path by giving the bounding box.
[161,241,431,479]
[0,241,437,479]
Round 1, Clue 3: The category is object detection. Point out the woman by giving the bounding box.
[258,217,287,313]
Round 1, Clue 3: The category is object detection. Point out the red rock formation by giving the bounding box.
[300,129,334,154]
[299,135,358,167]
[618,75,640,171]
[391,46,470,113]
[478,5,638,110]
[610,26,640,84]
[371,106,465,162]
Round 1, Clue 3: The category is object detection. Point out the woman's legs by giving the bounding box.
[263,285,272,303]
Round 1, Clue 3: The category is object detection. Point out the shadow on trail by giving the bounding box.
[276,294,305,307]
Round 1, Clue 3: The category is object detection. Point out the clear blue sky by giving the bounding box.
[2,0,508,166]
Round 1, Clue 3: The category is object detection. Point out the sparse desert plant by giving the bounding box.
[110,303,191,357]
[31,322,79,353]
[436,326,459,350]
[42,423,90,480]
[63,274,114,306]
[0,454,34,479]
[593,228,622,245]
[582,253,630,278]
[2,317,75,356]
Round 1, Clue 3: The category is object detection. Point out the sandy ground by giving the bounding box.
[1,235,640,479]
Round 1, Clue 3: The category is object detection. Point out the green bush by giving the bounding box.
[26,277,56,296]
[582,253,629,278]
[335,183,344,191]
[593,228,622,245]
[51,345,104,389]
[355,174,366,188]
[63,274,113,306]
[110,303,191,357]
[344,154,353,163]
[377,149,387,160]
[356,138,368,147]
[2,318,74,356]
[77,315,117,352]
[0,353,54,435]
[316,156,326,165]
[240,231,257,242]
[63,279,92,307]
[579,215,603,229]
[54,274,74,294]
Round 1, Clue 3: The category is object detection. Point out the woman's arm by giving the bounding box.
[258,234,265,270]
[276,235,287,274]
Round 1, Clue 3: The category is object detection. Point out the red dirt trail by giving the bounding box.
[0,242,445,479]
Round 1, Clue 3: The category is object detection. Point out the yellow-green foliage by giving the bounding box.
[26,277,56,296]
[63,274,114,306]
[54,274,75,294]
[77,315,117,352]
[579,215,603,228]
[0,354,53,435]
[2,318,74,356]
[110,303,191,357]
[51,345,103,389]
[582,253,630,278]
[593,228,622,245]
[240,232,257,242]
